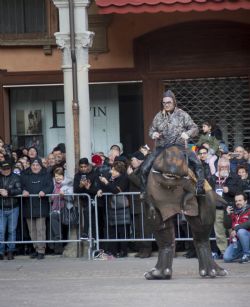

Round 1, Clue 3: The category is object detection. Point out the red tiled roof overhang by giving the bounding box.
[95,0,250,14]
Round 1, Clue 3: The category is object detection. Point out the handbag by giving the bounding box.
[61,204,79,226]
[110,195,129,209]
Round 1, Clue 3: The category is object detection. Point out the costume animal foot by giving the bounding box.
[144,268,163,280]
[199,267,228,278]
[144,268,172,280]
[212,261,228,277]
[163,268,172,279]
[199,269,216,278]
[194,241,228,279]
[215,268,228,277]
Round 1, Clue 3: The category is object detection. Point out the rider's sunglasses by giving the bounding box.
[162,101,173,105]
[198,151,207,155]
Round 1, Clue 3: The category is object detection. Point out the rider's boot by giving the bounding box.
[194,165,205,196]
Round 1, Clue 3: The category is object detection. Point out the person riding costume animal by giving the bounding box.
[141,90,205,198]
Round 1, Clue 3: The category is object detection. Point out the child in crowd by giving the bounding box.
[50,167,74,255]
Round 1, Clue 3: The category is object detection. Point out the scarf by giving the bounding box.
[51,182,65,210]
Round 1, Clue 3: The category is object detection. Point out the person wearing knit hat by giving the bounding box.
[130,151,145,161]
[20,153,54,259]
[141,89,205,198]
[30,158,44,168]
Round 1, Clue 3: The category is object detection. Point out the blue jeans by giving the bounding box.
[0,207,19,254]
[223,229,250,262]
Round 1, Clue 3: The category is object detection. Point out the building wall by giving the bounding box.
[0,48,61,72]
[1,10,250,72]
[90,10,250,69]
[1,5,250,149]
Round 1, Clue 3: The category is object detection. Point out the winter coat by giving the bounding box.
[197,133,220,154]
[51,176,74,211]
[239,177,250,202]
[73,167,99,198]
[0,173,22,209]
[200,160,214,188]
[99,173,130,226]
[230,158,250,175]
[224,205,250,233]
[20,168,53,218]
[149,107,198,148]
[128,166,143,214]
[212,173,242,208]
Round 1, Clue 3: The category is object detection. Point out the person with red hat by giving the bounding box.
[91,154,103,167]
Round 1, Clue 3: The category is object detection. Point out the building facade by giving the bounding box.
[0,0,250,156]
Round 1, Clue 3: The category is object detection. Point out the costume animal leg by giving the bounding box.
[144,213,175,280]
[186,215,227,278]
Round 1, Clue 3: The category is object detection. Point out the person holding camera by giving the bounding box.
[223,193,250,263]
[73,158,99,238]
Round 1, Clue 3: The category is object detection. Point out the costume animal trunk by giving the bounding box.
[144,145,227,280]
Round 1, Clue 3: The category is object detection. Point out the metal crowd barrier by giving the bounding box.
[2,189,229,259]
[0,193,93,259]
[92,192,203,255]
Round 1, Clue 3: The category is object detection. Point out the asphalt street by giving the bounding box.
[0,255,249,307]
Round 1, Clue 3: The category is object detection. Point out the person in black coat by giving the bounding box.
[0,160,22,260]
[21,158,53,259]
[127,151,152,258]
[73,157,99,238]
[237,165,250,203]
[97,161,130,257]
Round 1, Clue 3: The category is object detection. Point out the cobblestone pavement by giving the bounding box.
[0,255,249,307]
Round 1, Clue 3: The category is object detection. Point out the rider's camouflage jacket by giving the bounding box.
[149,107,199,148]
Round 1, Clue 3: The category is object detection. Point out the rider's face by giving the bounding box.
[162,97,175,112]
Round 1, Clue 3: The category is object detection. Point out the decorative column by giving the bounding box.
[52,0,94,178]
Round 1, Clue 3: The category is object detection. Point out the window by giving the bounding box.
[0,0,46,34]
[0,0,58,46]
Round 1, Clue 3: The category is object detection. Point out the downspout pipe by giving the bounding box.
[69,0,80,171]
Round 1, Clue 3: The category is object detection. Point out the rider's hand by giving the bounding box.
[152,132,161,139]
[181,132,189,140]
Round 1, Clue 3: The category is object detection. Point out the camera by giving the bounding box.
[81,174,87,181]
[229,153,239,158]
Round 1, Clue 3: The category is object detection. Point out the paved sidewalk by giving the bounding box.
[0,255,249,307]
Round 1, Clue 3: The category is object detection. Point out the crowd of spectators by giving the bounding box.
[0,120,249,262]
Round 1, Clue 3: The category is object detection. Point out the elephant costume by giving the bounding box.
[144,145,227,280]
